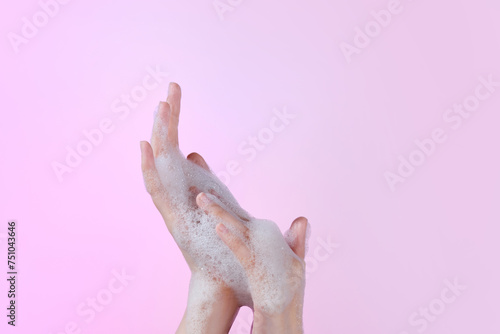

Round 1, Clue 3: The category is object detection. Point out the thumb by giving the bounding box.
[284,217,310,260]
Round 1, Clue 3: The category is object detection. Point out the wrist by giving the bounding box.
[178,272,240,334]
[252,295,304,334]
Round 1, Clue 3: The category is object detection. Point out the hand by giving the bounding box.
[140,83,251,262]
[196,192,309,334]
[140,83,308,334]
[140,83,245,333]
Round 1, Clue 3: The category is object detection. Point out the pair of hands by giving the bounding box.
[140,83,309,333]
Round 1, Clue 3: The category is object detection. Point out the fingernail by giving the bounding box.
[198,192,211,207]
[158,101,170,117]
[218,224,228,234]
[168,82,175,95]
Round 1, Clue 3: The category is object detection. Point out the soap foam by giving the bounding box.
[152,118,304,333]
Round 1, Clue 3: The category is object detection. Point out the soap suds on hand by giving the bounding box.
[151,110,304,333]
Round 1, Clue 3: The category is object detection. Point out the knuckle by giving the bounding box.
[233,240,246,254]
[210,204,225,217]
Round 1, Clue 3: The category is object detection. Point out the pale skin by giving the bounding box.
[140,82,309,333]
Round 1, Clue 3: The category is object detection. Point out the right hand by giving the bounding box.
[196,192,309,334]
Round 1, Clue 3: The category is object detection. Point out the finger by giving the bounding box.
[207,187,249,222]
[192,177,249,223]
[284,217,309,260]
[216,223,253,270]
[189,185,200,195]
[166,82,181,147]
[140,141,166,207]
[188,185,201,209]
[196,192,249,236]
[151,101,171,156]
[187,152,210,171]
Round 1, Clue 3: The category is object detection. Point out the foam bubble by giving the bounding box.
[153,142,303,332]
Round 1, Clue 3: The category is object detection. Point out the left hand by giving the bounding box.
[141,83,241,333]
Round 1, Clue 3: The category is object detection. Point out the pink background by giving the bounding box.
[1,0,500,333]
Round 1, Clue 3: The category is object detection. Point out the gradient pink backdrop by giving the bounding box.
[1,0,500,333]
